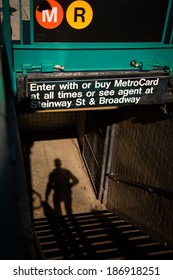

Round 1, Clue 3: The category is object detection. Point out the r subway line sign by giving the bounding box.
[26,75,169,111]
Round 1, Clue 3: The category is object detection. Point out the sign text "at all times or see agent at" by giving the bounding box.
[27,76,168,110]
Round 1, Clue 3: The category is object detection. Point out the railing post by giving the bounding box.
[2,0,13,84]
[0,47,16,260]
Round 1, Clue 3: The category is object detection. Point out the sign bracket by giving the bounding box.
[130,60,171,73]
[22,64,65,76]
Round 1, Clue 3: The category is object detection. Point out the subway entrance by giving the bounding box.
[20,109,113,219]
[1,0,173,261]
[18,107,173,260]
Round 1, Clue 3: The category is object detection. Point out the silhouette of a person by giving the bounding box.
[45,159,78,215]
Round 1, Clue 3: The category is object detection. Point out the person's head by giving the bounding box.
[54,158,61,169]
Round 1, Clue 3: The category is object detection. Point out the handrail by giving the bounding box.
[107,173,173,200]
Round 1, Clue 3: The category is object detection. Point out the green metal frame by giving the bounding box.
[0,44,17,259]
[2,0,173,94]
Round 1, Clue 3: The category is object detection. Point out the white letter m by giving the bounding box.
[42,7,58,23]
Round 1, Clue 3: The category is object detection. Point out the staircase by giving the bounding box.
[33,210,173,260]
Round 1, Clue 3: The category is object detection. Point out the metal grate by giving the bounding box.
[83,136,101,194]
[17,111,76,130]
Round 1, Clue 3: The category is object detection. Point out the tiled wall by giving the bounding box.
[106,105,173,246]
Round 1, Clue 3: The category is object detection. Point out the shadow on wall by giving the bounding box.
[31,158,79,217]
[45,158,79,216]
[0,6,17,15]
[0,5,30,44]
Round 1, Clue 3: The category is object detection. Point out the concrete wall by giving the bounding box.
[106,104,173,247]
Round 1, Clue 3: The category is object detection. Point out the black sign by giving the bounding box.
[27,75,169,111]
[34,0,168,42]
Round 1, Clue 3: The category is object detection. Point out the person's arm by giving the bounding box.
[45,173,53,201]
[69,172,79,187]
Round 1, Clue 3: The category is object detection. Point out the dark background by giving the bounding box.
[34,0,169,42]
